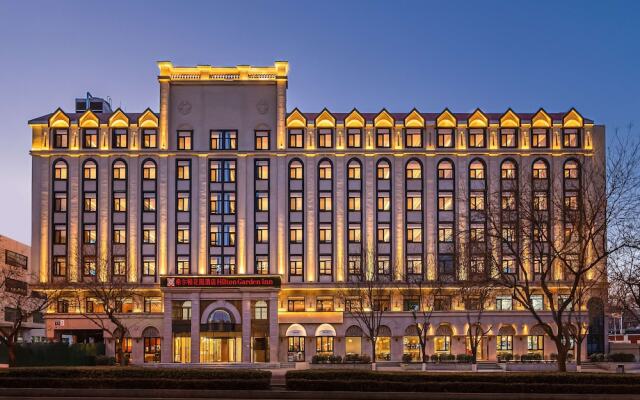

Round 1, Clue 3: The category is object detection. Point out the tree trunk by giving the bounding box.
[556,348,568,372]
[117,331,127,366]
[7,342,15,366]
[576,339,582,366]
[371,338,377,371]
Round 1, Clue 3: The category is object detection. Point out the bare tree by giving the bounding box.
[0,264,62,365]
[338,248,392,369]
[484,133,640,372]
[609,246,640,330]
[458,278,493,367]
[72,252,138,366]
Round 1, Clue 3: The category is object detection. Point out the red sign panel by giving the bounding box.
[161,275,281,289]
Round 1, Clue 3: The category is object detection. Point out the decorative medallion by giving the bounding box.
[177,100,192,115]
[257,99,269,115]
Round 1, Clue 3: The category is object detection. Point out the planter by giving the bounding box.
[505,362,577,372]
[309,363,372,370]
[401,363,472,371]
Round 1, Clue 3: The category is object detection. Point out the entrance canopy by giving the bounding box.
[286,323,307,337]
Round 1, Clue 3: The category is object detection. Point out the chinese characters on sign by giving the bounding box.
[161,275,281,289]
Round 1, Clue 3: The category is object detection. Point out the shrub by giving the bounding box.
[521,353,543,362]
[439,354,455,362]
[497,352,513,362]
[589,353,605,362]
[430,354,439,362]
[456,354,472,363]
[402,354,413,363]
[0,343,106,367]
[607,353,636,362]
[95,356,115,366]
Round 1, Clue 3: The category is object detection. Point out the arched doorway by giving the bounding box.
[200,308,242,363]
[286,323,307,362]
[587,297,605,355]
[142,327,161,363]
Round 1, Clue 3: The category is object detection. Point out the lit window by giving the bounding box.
[317,128,333,148]
[501,161,517,180]
[54,129,68,149]
[533,192,548,211]
[177,225,190,244]
[210,130,237,150]
[112,128,128,148]
[289,225,303,243]
[500,128,517,148]
[377,225,390,243]
[113,194,127,212]
[143,257,156,276]
[406,192,422,211]
[53,256,67,277]
[177,130,192,150]
[113,226,126,244]
[501,192,516,211]
[531,295,544,311]
[316,296,334,311]
[255,257,269,275]
[469,160,485,180]
[437,160,453,180]
[143,193,156,212]
[256,192,269,212]
[177,257,190,275]
[469,192,485,211]
[143,225,156,244]
[54,225,67,244]
[502,225,516,243]
[377,161,390,180]
[318,161,332,180]
[347,161,361,179]
[142,161,156,180]
[348,256,361,275]
[319,225,332,243]
[289,258,303,276]
[407,256,423,275]
[177,160,190,180]
[83,225,96,244]
[255,160,269,180]
[377,192,390,211]
[406,160,422,179]
[376,128,391,148]
[319,256,332,275]
[254,130,270,150]
[438,192,453,211]
[470,225,485,242]
[502,257,516,274]
[531,128,548,148]
[377,256,391,275]
[54,161,68,180]
[563,128,580,148]
[468,128,485,148]
[256,225,269,243]
[438,224,453,243]
[112,257,126,276]
[142,129,157,148]
[83,257,97,276]
[288,129,304,148]
[255,300,268,319]
[319,193,332,211]
[496,296,512,311]
[289,161,303,180]
[83,129,98,149]
[55,193,68,212]
[289,192,303,211]
[177,192,190,212]
[406,225,422,243]
[532,160,548,179]
[348,225,361,243]
[113,161,127,180]
[347,128,361,148]
[348,193,361,211]
[405,128,422,148]
[437,128,454,148]
[564,160,579,179]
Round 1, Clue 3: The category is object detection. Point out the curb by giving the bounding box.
[0,388,639,400]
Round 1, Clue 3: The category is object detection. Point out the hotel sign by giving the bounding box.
[161,275,281,289]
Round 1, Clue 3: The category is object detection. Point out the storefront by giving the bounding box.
[315,323,336,356]
[403,325,421,362]
[286,323,306,362]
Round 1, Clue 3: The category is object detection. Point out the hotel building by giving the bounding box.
[28,61,606,364]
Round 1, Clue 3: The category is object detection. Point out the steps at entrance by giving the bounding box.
[476,362,503,371]
[150,362,281,369]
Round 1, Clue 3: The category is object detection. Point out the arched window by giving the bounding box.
[377,160,391,180]
[469,160,485,180]
[208,309,232,324]
[437,160,453,180]
[83,160,97,180]
[406,160,422,180]
[53,160,68,180]
[289,160,303,180]
[532,160,548,180]
[142,160,157,180]
[318,160,332,180]
[564,160,580,179]
[501,160,517,180]
[113,160,127,180]
[347,159,361,180]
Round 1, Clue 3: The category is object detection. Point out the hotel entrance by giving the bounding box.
[200,309,242,363]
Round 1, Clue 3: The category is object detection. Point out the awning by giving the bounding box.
[285,323,307,337]
[315,323,336,337]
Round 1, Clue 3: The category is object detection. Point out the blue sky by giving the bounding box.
[0,0,639,244]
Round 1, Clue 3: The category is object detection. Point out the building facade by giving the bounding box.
[0,235,45,343]
[29,61,606,364]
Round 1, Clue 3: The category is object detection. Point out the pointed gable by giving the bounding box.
[436,108,457,128]
[563,108,583,128]
[467,108,488,128]
[315,108,336,128]
[286,108,306,128]
[374,109,394,128]
[500,108,520,128]
[79,110,100,128]
[48,108,70,128]
[138,108,158,128]
[404,108,424,128]
[344,109,365,128]
[531,108,552,128]
[109,108,129,128]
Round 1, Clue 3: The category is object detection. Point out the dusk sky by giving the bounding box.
[1,1,639,245]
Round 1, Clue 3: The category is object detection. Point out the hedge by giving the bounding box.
[0,343,105,366]
[286,370,640,387]
[0,368,271,390]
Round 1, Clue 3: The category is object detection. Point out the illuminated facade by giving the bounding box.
[29,61,606,364]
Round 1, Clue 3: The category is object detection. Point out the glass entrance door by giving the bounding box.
[200,336,241,363]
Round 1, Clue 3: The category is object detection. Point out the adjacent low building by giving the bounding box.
[28,61,607,364]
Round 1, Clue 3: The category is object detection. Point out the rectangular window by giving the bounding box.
[438,192,453,211]
[496,296,513,311]
[143,257,156,276]
[406,192,422,211]
[347,128,362,148]
[348,163,361,179]
[438,255,454,276]
[434,296,452,311]
[287,297,305,312]
[53,256,67,277]
[319,193,332,211]
[256,225,269,244]
[255,130,270,150]
[405,128,422,148]
[177,225,190,244]
[469,192,485,211]
[255,160,269,180]
[177,257,190,275]
[177,130,192,150]
[289,257,303,276]
[377,192,391,211]
[406,256,423,275]
[289,225,303,243]
[319,256,332,275]
[528,335,544,351]
[289,192,303,212]
[377,225,390,243]
[83,257,97,276]
[113,194,127,212]
[112,128,128,148]
[144,297,162,313]
[531,128,548,148]
[255,256,269,275]
[55,193,68,212]
[177,192,190,212]
[468,128,485,148]
[501,192,516,211]
[500,128,517,148]
[533,192,548,211]
[317,128,333,148]
[348,256,361,276]
[210,130,237,150]
[288,128,304,148]
[406,225,422,243]
[502,257,516,274]
[112,257,126,276]
[348,224,361,243]
[348,193,361,211]
[142,225,156,244]
[318,225,332,243]
[83,225,97,244]
[54,225,67,245]
[438,224,453,243]
[376,128,391,148]
[470,225,485,242]
[113,226,126,244]
[256,192,269,212]
[83,129,98,149]
[563,128,580,148]
[177,160,190,180]
[437,128,454,148]
[531,295,544,311]
[53,129,68,149]
[142,129,157,148]
[316,296,334,311]
[143,193,156,212]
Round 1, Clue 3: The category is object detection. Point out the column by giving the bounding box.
[161,293,173,363]
[190,294,200,363]
[391,336,404,362]
[269,293,279,362]
[242,297,252,362]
